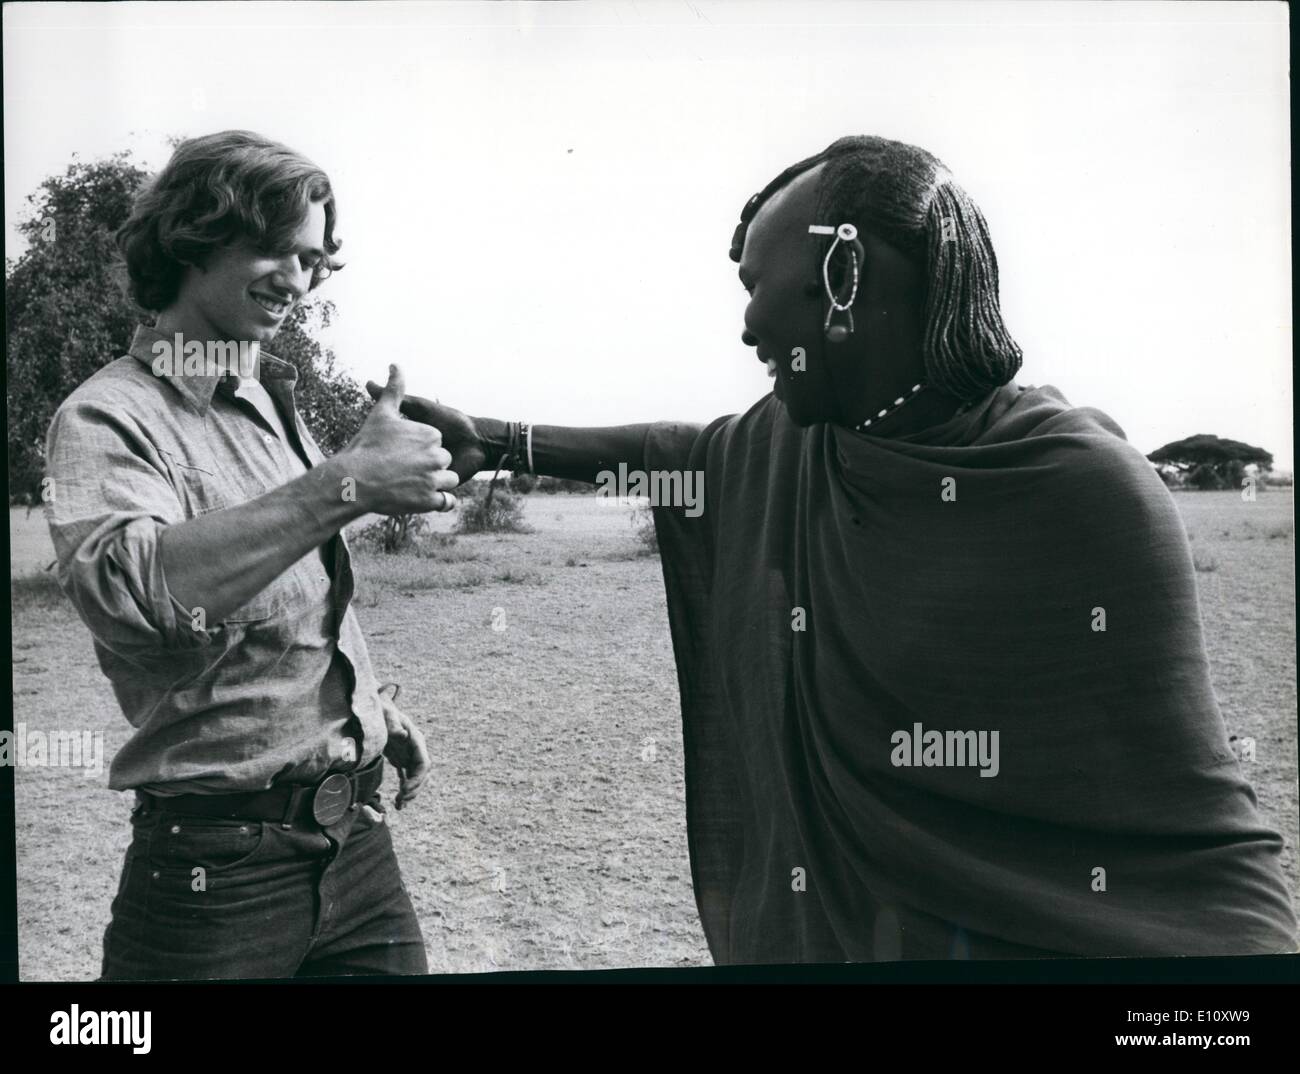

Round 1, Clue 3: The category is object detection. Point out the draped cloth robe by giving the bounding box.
[644,383,1297,963]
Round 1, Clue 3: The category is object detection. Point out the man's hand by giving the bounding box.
[364,380,488,484]
[378,683,430,810]
[338,365,461,515]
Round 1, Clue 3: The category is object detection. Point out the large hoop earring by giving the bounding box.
[810,223,862,343]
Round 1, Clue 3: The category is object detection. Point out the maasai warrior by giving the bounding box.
[372,135,1297,962]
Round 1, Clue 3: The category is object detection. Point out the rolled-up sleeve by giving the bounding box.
[44,397,214,657]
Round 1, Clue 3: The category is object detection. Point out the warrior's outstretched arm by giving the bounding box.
[365,381,652,485]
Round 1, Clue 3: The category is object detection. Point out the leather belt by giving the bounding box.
[136,757,385,828]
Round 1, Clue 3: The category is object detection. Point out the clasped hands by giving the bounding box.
[331,363,486,519]
[342,365,486,813]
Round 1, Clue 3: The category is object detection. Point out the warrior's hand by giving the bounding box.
[365,380,488,484]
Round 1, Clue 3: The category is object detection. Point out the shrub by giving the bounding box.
[630,503,659,556]
[455,485,532,534]
[509,472,538,495]
[350,513,430,554]
[456,479,488,500]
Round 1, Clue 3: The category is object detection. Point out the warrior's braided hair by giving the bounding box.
[730,135,1022,402]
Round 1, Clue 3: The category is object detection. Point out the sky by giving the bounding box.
[4,0,1292,468]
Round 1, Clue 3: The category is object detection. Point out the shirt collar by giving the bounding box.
[128,324,299,415]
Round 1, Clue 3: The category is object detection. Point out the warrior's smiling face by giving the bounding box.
[737,162,929,429]
[737,165,830,426]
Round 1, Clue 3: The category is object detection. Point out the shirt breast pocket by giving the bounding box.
[157,448,239,516]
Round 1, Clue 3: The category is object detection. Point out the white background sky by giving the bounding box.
[4,1,1292,468]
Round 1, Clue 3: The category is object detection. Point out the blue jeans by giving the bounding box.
[101,790,427,980]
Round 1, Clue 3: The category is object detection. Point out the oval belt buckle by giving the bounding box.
[312,773,353,827]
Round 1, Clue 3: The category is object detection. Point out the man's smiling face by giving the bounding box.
[172,199,327,345]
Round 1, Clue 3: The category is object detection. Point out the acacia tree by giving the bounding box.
[1147,434,1273,491]
[6,149,369,505]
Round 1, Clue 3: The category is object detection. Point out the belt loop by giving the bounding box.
[281,786,306,829]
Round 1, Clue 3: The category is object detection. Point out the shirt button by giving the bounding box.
[239,825,249,835]
[170,824,181,834]
[263,434,275,444]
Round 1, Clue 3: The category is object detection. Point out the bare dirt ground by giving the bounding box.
[8,489,1297,978]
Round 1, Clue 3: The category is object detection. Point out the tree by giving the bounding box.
[6,154,148,504]
[1147,434,1273,492]
[5,149,369,504]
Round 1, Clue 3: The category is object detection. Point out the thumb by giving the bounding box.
[375,363,405,412]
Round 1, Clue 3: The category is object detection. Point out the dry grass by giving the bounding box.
[1170,489,1299,902]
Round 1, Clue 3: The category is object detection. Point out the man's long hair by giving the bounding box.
[731,135,1022,401]
[116,130,343,313]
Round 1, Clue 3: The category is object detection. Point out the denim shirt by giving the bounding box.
[44,325,387,794]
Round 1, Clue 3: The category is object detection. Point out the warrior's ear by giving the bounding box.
[825,233,867,297]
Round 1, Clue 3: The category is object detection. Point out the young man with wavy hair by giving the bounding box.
[44,130,457,979]
[377,135,1297,963]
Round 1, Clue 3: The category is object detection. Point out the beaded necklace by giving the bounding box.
[854,382,925,431]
